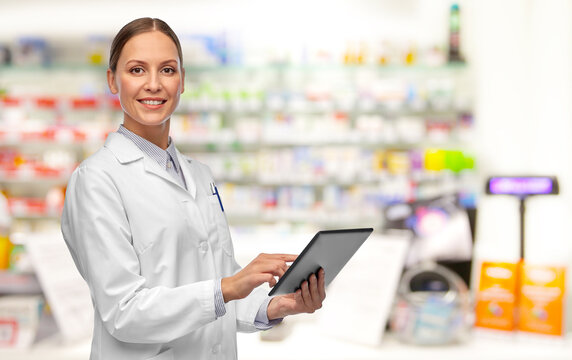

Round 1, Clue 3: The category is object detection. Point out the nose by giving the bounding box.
[145,72,161,92]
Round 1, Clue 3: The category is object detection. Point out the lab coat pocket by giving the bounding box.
[207,194,234,257]
[179,200,208,246]
[146,348,174,360]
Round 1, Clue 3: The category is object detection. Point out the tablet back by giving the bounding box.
[269,228,374,296]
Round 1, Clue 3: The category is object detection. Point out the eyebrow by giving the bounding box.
[124,59,179,66]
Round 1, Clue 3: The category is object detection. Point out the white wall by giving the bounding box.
[470,0,572,263]
[0,0,453,44]
[1,0,464,68]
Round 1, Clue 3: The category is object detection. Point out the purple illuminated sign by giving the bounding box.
[488,177,555,196]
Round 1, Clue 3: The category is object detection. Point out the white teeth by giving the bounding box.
[141,100,164,105]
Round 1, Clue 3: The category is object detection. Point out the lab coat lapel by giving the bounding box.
[141,156,184,190]
[176,151,197,199]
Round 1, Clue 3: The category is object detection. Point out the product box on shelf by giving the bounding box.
[518,264,566,336]
[475,261,568,337]
[475,261,518,331]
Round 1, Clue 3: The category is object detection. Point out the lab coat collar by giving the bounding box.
[104,132,144,164]
[104,132,197,199]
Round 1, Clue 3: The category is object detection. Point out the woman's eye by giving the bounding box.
[162,67,176,74]
[130,67,144,74]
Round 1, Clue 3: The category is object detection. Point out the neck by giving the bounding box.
[122,119,170,149]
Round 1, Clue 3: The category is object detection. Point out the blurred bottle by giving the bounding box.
[343,42,357,65]
[447,4,464,63]
[0,191,12,269]
[0,44,12,65]
[376,41,390,66]
[356,42,367,65]
[87,35,109,66]
[404,43,417,66]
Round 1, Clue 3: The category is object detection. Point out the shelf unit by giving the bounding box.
[0,62,475,227]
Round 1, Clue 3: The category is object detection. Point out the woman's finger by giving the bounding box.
[300,280,313,310]
[251,259,288,277]
[253,255,294,275]
[317,268,326,301]
[260,254,297,263]
[308,273,322,309]
[295,289,303,304]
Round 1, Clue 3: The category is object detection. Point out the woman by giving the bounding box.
[61,17,325,360]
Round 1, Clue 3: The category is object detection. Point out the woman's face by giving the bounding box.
[107,31,184,129]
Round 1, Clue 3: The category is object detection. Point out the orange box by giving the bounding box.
[0,235,12,270]
[475,262,518,331]
[518,264,566,336]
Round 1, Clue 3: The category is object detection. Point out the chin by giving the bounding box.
[136,116,170,126]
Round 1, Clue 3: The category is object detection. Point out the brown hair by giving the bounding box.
[109,17,183,72]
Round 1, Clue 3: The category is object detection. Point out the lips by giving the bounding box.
[138,98,167,106]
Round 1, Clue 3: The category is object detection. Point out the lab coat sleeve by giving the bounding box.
[235,285,270,332]
[61,164,217,344]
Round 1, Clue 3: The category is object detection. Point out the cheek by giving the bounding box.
[168,78,184,96]
[117,78,140,100]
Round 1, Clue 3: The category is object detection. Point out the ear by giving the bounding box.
[107,68,118,94]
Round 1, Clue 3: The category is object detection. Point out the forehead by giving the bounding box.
[119,31,179,62]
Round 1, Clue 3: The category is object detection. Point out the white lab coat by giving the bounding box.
[61,132,268,360]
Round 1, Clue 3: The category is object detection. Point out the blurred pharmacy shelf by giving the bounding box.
[0,61,477,231]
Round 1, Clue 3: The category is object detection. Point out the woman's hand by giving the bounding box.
[221,253,297,302]
[266,268,326,320]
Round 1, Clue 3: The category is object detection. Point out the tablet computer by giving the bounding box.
[268,228,374,296]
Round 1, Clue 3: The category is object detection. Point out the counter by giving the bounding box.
[2,319,571,360]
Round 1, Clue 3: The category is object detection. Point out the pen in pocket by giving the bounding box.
[210,182,224,212]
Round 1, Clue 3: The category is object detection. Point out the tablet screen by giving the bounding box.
[268,228,374,296]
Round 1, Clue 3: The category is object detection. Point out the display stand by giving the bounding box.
[481,176,566,336]
[485,176,559,260]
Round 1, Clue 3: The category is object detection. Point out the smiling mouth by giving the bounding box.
[138,99,167,105]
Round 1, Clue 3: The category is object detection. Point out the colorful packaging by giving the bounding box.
[475,261,518,331]
[518,264,566,336]
[0,234,11,269]
[0,296,43,348]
